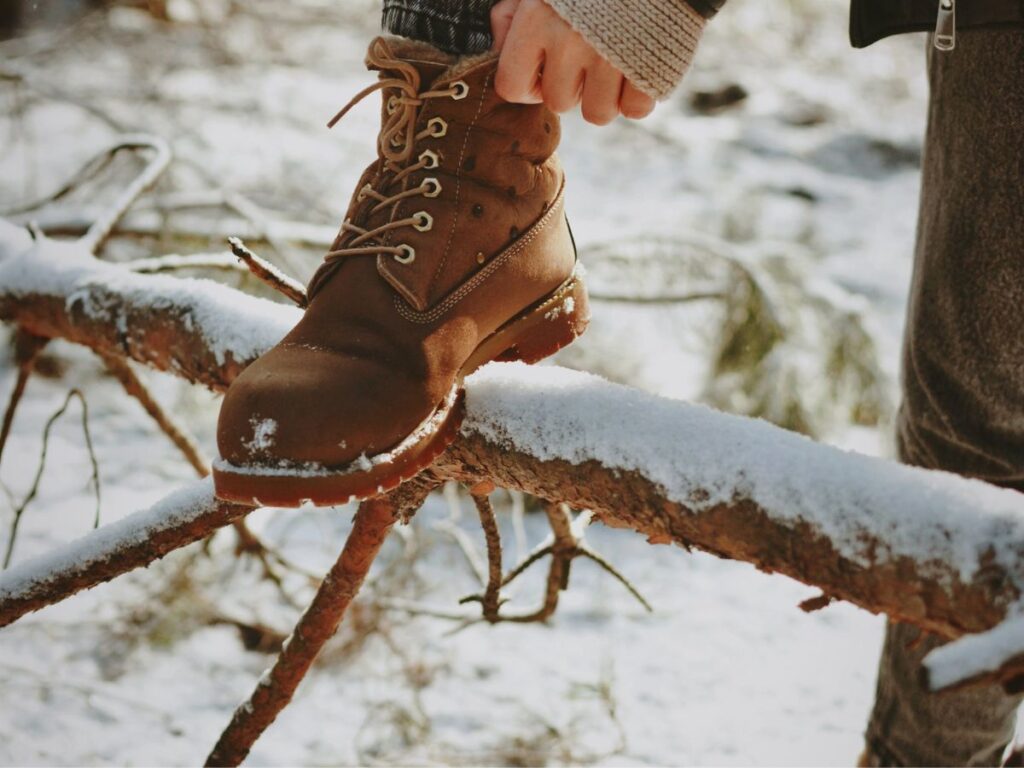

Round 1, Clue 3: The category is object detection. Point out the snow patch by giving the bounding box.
[244,417,278,453]
[544,295,575,321]
[924,612,1024,691]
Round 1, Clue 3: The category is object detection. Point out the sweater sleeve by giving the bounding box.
[543,0,711,100]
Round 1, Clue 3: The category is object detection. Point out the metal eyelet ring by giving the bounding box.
[419,149,440,169]
[450,80,469,100]
[386,95,399,114]
[427,117,448,138]
[357,183,372,202]
[422,177,442,198]
[394,244,416,264]
[390,134,404,149]
[413,211,433,232]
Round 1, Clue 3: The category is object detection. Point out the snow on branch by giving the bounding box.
[448,365,1024,691]
[0,479,250,628]
[0,221,299,390]
[3,219,1024,691]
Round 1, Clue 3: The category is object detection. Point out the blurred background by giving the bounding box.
[0,1,931,764]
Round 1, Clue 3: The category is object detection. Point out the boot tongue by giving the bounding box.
[306,38,457,301]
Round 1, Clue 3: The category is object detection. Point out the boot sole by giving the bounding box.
[212,270,590,508]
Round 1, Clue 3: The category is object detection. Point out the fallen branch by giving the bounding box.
[0,479,251,627]
[5,222,1024,692]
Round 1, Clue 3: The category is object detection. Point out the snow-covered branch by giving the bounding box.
[0,221,299,391]
[4,219,1024,692]
[0,479,250,628]
[444,364,1024,692]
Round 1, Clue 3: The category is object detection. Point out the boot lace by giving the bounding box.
[318,41,468,277]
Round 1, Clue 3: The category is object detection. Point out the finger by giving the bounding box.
[489,0,522,51]
[580,59,623,125]
[619,80,656,120]
[495,17,544,103]
[540,50,585,113]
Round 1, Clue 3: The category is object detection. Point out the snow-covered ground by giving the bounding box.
[0,0,949,764]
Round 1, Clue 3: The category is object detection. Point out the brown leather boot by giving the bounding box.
[213,36,588,507]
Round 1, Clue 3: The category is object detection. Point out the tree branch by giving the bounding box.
[5,221,1024,692]
[0,479,250,628]
[205,476,438,767]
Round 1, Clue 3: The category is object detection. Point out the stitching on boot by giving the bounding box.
[428,68,492,299]
[394,182,565,325]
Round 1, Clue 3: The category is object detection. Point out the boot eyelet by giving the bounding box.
[450,81,469,100]
[426,117,448,137]
[394,244,416,264]
[357,183,372,202]
[419,149,440,169]
[386,95,399,114]
[413,211,433,232]
[422,177,442,198]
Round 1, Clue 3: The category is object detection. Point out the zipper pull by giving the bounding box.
[935,0,956,51]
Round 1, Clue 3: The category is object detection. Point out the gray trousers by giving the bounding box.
[865,29,1024,768]
[382,5,1024,763]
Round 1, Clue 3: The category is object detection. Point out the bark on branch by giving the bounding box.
[4,222,1024,692]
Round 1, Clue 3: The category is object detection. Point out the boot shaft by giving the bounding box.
[316,37,565,311]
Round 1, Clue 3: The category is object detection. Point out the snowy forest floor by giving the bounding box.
[0,0,959,764]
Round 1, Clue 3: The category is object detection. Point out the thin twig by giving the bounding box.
[500,542,555,588]
[437,482,488,586]
[3,389,101,569]
[578,546,654,613]
[372,597,475,622]
[0,329,47,465]
[126,252,244,274]
[227,237,307,307]
[471,490,503,622]
[0,135,171,252]
[456,501,651,623]
[80,136,172,255]
[99,352,209,477]
[0,142,119,216]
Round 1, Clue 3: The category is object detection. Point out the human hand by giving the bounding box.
[490,0,656,125]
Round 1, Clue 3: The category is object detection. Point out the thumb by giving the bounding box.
[490,0,522,51]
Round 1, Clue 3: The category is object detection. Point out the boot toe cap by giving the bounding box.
[216,344,434,469]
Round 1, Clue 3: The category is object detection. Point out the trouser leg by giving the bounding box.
[382,0,499,54]
[865,30,1024,767]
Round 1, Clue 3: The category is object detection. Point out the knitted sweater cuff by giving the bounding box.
[543,0,705,100]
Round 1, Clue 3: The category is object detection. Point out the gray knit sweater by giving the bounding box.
[545,0,720,100]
